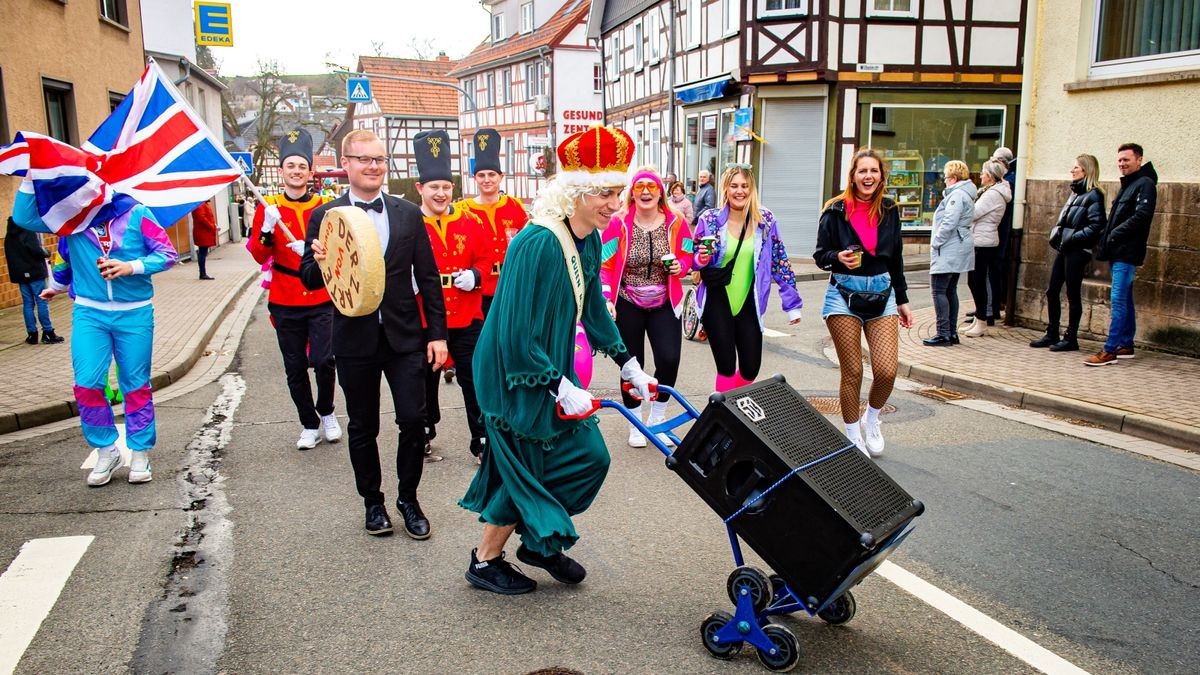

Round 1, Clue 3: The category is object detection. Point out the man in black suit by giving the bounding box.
[300,129,449,538]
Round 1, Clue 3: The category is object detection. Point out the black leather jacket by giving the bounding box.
[1051,180,1106,254]
[1096,162,1157,265]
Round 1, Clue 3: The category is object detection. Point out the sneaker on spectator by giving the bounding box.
[1084,351,1117,367]
[466,549,537,595]
[88,446,122,487]
[320,414,342,442]
[296,428,321,449]
[863,420,885,458]
[128,450,152,483]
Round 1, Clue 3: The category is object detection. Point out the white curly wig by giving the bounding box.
[529,175,624,223]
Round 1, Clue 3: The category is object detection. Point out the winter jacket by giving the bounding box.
[1096,162,1158,265]
[929,179,976,274]
[694,183,716,216]
[692,205,803,328]
[970,180,1012,248]
[601,207,694,317]
[13,189,178,309]
[668,194,694,224]
[191,201,218,248]
[813,198,909,304]
[1050,179,1106,254]
[5,216,50,283]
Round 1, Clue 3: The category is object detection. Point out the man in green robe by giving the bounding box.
[461,125,656,595]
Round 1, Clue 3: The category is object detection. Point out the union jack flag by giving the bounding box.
[0,60,242,235]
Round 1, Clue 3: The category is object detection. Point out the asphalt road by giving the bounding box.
[2,276,1197,674]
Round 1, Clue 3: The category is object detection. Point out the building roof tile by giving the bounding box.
[448,0,591,77]
[356,56,459,117]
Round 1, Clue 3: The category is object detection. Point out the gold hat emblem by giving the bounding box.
[429,136,443,158]
[477,134,489,151]
[287,130,300,143]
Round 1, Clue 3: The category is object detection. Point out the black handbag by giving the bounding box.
[698,227,747,288]
[832,277,891,320]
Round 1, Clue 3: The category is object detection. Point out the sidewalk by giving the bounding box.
[0,245,257,434]
[897,303,1200,451]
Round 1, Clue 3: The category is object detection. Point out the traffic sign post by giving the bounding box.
[346,78,373,103]
[231,152,253,175]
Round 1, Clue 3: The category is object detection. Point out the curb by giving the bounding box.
[896,357,1200,452]
[1,271,257,434]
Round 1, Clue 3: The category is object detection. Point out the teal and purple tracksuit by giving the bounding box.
[13,188,177,450]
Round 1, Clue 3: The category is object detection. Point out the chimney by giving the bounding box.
[437,51,449,63]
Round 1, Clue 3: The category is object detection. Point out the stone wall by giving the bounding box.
[1017,179,1200,353]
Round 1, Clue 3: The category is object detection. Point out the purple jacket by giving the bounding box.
[692,205,803,329]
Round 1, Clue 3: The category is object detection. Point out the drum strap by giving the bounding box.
[531,218,585,323]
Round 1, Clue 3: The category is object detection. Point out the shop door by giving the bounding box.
[758,98,826,257]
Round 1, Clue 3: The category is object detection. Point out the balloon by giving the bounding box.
[574,323,593,388]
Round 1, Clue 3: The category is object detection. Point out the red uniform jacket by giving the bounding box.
[248,193,332,307]
[423,206,491,329]
[456,195,528,297]
[192,201,218,248]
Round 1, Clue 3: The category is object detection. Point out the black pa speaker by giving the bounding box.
[669,375,923,611]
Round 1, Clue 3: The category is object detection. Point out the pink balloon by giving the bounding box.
[574,323,593,388]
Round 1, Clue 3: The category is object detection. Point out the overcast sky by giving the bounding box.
[211,0,492,76]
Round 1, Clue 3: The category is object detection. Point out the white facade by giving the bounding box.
[139,0,196,61]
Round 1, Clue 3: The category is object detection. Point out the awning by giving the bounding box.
[674,74,735,105]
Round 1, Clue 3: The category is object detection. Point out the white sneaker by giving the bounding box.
[627,426,647,448]
[296,428,321,450]
[863,420,885,458]
[128,450,152,483]
[645,414,676,447]
[320,414,342,442]
[88,446,123,487]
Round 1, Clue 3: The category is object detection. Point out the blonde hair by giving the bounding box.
[944,160,970,181]
[342,129,381,155]
[823,147,891,222]
[1075,154,1101,192]
[624,166,670,213]
[718,166,763,226]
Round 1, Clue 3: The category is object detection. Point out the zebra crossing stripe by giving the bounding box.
[0,536,95,675]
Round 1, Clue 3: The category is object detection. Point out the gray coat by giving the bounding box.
[930,179,977,274]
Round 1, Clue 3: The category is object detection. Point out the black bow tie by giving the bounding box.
[356,198,384,213]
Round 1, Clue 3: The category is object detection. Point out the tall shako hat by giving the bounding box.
[278,128,313,166]
[555,124,634,188]
[472,128,502,174]
[414,129,454,184]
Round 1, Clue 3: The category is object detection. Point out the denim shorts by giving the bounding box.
[821,272,898,323]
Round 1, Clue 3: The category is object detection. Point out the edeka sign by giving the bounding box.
[195,2,234,47]
[559,110,604,135]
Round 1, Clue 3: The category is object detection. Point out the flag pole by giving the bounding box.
[239,174,297,243]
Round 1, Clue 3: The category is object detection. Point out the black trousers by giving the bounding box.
[196,247,209,277]
[1046,249,1091,338]
[482,294,494,317]
[335,327,427,507]
[701,285,762,380]
[967,247,999,321]
[424,319,485,452]
[270,303,336,429]
[614,297,680,407]
[988,248,1009,319]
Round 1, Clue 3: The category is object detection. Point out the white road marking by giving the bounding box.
[763,328,789,338]
[877,561,1090,675]
[79,423,129,470]
[0,536,95,675]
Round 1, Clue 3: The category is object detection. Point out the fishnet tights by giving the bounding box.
[826,315,899,423]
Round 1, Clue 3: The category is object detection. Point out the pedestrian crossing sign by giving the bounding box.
[194,2,234,47]
[231,152,253,175]
[346,78,373,103]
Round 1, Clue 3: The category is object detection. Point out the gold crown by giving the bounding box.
[556,125,634,176]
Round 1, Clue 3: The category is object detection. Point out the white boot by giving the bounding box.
[627,403,647,448]
[646,400,675,447]
[963,318,988,338]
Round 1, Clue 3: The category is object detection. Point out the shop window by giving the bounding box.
[1093,0,1200,76]
[760,0,808,19]
[866,104,1007,231]
[867,0,917,19]
[43,78,76,144]
[684,115,699,193]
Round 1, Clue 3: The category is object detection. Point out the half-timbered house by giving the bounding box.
[451,0,601,201]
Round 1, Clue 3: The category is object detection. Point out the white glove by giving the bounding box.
[286,239,305,256]
[554,377,595,417]
[261,205,282,234]
[452,269,477,291]
[620,357,657,402]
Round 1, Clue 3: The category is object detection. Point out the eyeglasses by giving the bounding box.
[631,180,660,194]
[727,163,753,172]
[345,155,388,167]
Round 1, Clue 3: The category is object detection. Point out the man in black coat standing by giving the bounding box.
[4,216,63,344]
[300,129,449,537]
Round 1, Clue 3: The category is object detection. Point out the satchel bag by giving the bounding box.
[832,277,891,320]
[698,227,747,288]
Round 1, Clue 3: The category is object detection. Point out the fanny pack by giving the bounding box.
[624,284,667,310]
[831,277,891,320]
[698,227,747,288]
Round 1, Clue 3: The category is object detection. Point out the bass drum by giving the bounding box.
[317,206,386,317]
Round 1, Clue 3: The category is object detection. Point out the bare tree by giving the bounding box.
[247,60,291,184]
[407,38,437,60]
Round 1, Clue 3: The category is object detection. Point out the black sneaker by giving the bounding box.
[516,544,586,584]
[1029,332,1059,348]
[466,549,536,595]
[25,332,38,345]
[41,330,65,344]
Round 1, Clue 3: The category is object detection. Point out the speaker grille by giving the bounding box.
[729,388,848,466]
[804,449,914,534]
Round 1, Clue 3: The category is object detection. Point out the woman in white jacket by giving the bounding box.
[963,160,1012,337]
